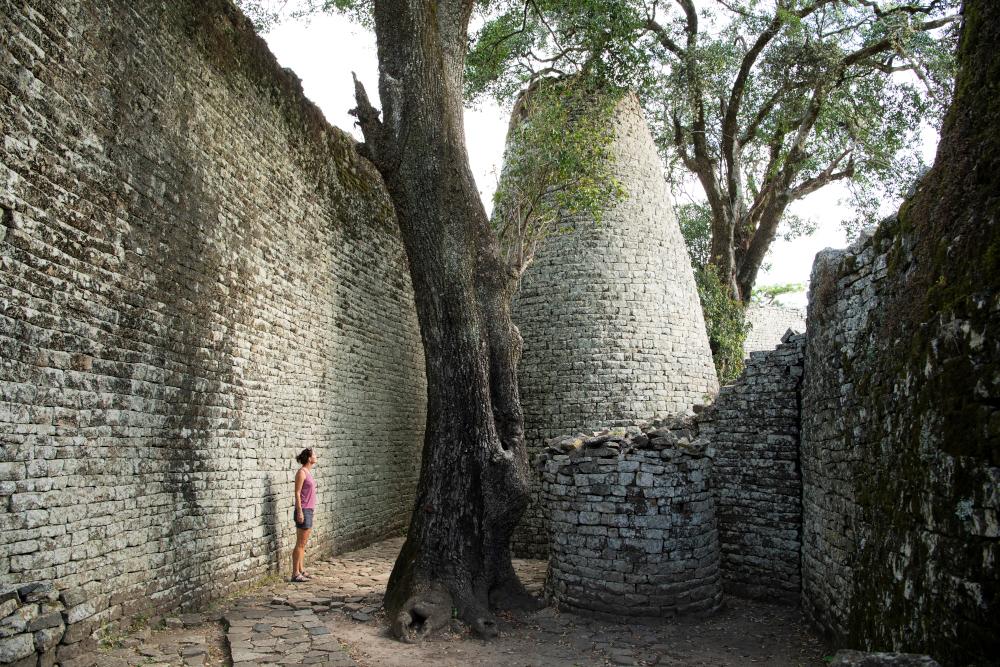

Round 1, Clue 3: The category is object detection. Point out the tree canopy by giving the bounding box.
[466,0,960,301]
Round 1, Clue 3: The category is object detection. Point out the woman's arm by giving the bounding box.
[294,469,305,518]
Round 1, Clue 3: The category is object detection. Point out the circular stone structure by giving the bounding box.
[539,422,723,620]
[510,93,719,556]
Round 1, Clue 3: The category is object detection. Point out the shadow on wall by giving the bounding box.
[263,475,280,574]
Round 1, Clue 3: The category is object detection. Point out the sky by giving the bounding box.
[260,14,937,310]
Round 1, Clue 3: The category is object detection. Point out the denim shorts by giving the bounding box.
[295,508,314,530]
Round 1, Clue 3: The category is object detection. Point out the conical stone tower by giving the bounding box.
[510,93,719,557]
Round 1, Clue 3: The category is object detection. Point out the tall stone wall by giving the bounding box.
[705,332,805,602]
[799,10,1000,660]
[511,94,719,557]
[802,215,998,657]
[743,304,806,357]
[800,229,888,643]
[0,0,425,650]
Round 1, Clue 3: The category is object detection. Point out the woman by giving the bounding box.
[291,448,317,583]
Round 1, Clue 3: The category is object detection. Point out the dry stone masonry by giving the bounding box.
[540,419,722,620]
[743,304,806,358]
[512,94,719,557]
[801,216,999,662]
[0,0,997,662]
[800,228,895,643]
[0,583,64,667]
[0,0,425,659]
[704,332,806,602]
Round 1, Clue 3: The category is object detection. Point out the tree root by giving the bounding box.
[390,583,453,643]
[389,578,533,642]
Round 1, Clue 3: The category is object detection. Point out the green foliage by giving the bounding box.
[677,201,712,267]
[466,0,657,104]
[492,76,626,274]
[677,202,748,383]
[237,0,372,32]
[752,282,805,306]
[694,266,748,384]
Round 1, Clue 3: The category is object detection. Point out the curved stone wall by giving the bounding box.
[0,0,425,652]
[511,94,719,556]
[540,422,722,620]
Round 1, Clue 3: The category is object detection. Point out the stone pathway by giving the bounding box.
[83,537,826,666]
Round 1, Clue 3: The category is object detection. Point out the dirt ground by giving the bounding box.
[86,537,829,667]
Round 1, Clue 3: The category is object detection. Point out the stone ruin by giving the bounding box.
[743,303,806,358]
[511,93,719,558]
[1,0,997,665]
[541,418,722,621]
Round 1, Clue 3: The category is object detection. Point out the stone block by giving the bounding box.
[33,624,63,652]
[0,633,35,663]
[18,582,57,604]
[0,604,38,637]
[0,598,19,620]
[28,611,63,632]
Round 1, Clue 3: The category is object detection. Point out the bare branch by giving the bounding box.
[350,72,387,164]
[857,0,947,18]
[711,0,756,19]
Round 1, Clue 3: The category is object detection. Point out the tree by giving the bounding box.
[677,202,749,382]
[238,0,621,642]
[345,2,538,641]
[752,282,805,305]
[466,0,960,302]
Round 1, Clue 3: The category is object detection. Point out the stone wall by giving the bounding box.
[801,213,998,661]
[705,332,805,602]
[743,304,806,357]
[0,0,425,653]
[0,583,64,666]
[540,420,722,620]
[800,228,890,642]
[797,10,1000,660]
[511,94,719,557]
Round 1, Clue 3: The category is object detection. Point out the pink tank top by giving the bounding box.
[299,469,316,510]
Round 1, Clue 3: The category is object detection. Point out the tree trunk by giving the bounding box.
[708,204,741,300]
[349,0,538,642]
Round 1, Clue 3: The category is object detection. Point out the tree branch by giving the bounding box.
[841,15,958,70]
[721,0,831,184]
[350,72,389,165]
[644,18,684,57]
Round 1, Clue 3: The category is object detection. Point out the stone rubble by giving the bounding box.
[0,582,63,667]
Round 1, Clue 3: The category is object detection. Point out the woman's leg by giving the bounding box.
[292,528,307,576]
[298,528,311,575]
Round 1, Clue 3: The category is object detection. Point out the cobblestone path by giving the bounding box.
[80,537,825,666]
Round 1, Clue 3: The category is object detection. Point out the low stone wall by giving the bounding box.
[705,332,805,601]
[0,584,64,667]
[540,420,722,620]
